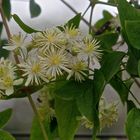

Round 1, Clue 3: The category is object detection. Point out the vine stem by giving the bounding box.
[82,3,91,17]
[0,1,48,139]
[0,0,11,39]
[116,76,140,106]
[89,5,94,33]
[27,94,48,140]
[60,0,90,26]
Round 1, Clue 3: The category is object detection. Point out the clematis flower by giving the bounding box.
[67,58,88,82]
[41,48,70,78]
[0,57,17,78]
[3,33,27,51]
[63,25,82,42]
[18,51,49,86]
[32,28,66,51]
[78,36,102,63]
[0,75,23,96]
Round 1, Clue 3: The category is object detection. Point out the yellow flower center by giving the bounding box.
[32,63,41,73]
[50,55,61,65]
[73,62,86,71]
[3,76,13,88]
[67,28,79,37]
[84,44,94,53]
[47,34,55,43]
[12,35,22,45]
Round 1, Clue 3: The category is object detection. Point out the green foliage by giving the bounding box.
[55,98,80,140]
[5,85,43,99]
[58,13,81,30]
[94,10,113,31]
[12,14,40,33]
[96,32,119,51]
[127,100,136,113]
[108,0,118,4]
[126,51,139,76]
[76,82,93,121]
[54,80,92,100]
[0,130,15,140]
[30,0,41,18]
[101,51,125,83]
[2,0,11,20]
[0,22,3,37]
[126,108,140,140]
[66,13,81,28]
[0,40,9,58]
[138,60,140,77]
[0,108,12,129]
[30,117,55,140]
[110,77,133,104]
[118,0,140,28]
[92,70,106,139]
[125,20,140,49]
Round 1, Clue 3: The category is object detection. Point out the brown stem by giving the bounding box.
[27,94,48,140]
[0,0,11,39]
[89,5,94,33]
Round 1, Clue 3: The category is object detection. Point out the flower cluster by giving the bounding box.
[1,26,101,96]
[0,58,23,96]
[79,97,118,130]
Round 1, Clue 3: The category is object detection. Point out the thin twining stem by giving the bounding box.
[82,3,91,17]
[27,94,48,140]
[89,5,94,33]
[0,1,48,139]
[60,0,90,26]
[117,76,140,106]
[0,0,11,39]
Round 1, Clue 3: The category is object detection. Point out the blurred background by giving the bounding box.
[1,0,139,139]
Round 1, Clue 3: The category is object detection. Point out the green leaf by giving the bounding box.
[126,108,140,140]
[118,0,140,76]
[127,100,136,113]
[93,10,114,35]
[110,77,133,104]
[2,0,11,20]
[0,40,9,58]
[76,82,93,121]
[30,117,55,140]
[5,85,43,100]
[0,108,12,129]
[0,22,3,37]
[54,80,92,100]
[0,130,15,140]
[138,60,140,77]
[30,0,41,18]
[65,13,81,28]
[118,0,140,29]
[101,51,125,82]
[126,51,139,76]
[125,20,140,49]
[96,32,119,51]
[108,0,118,4]
[55,98,80,140]
[94,10,113,30]
[92,70,106,139]
[12,14,40,33]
